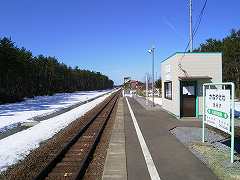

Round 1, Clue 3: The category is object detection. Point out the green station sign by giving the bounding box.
[207,108,229,119]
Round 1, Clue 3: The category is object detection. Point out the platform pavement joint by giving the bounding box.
[102,97,127,180]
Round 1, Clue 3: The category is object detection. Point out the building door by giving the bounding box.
[180,81,196,117]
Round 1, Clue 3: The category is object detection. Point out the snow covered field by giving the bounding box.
[0,89,117,172]
[0,90,112,132]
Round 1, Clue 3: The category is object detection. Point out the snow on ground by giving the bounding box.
[147,97,162,106]
[0,89,117,172]
[124,94,133,98]
[0,90,112,131]
[235,101,240,118]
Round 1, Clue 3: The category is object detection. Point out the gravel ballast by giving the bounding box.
[83,97,119,180]
[171,127,240,180]
[0,93,116,180]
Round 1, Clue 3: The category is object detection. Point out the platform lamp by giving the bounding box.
[145,73,149,105]
[148,46,155,107]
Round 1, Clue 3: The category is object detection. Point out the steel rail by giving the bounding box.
[34,90,120,180]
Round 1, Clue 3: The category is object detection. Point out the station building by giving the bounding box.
[161,52,222,119]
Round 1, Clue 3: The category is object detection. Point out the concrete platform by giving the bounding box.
[103,96,218,180]
[102,97,127,179]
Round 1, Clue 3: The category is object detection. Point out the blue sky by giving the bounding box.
[0,0,239,85]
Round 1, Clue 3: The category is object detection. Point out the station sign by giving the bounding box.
[203,82,235,163]
[205,89,230,133]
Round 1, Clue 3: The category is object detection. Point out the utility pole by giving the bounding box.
[189,0,193,52]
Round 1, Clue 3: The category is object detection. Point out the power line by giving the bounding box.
[178,0,208,70]
[192,0,208,39]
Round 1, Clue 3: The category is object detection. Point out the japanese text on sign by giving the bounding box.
[205,89,231,133]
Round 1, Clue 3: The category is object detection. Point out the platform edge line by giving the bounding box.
[126,97,161,180]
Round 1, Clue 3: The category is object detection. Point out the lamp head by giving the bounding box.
[147,49,152,54]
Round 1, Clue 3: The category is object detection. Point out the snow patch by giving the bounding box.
[235,101,240,118]
[0,90,117,172]
[147,97,162,106]
[0,90,112,131]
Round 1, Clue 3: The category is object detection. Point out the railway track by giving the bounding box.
[34,91,120,180]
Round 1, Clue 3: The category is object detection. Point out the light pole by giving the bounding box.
[145,74,148,105]
[148,46,155,107]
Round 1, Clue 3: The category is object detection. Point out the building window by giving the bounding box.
[164,81,172,100]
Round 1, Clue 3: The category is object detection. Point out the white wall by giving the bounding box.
[161,54,181,117]
[161,52,222,117]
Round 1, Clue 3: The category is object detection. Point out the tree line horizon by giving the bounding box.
[194,29,240,97]
[0,37,114,104]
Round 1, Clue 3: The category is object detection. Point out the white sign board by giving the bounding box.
[203,82,235,163]
[205,89,231,133]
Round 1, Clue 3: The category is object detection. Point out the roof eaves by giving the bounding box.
[161,52,222,64]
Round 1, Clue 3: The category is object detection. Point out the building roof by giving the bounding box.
[161,52,222,64]
[130,80,138,83]
[178,76,212,80]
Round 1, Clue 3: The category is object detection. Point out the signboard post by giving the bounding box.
[202,82,235,163]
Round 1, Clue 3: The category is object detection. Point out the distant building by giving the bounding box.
[161,52,222,119]
[129,80,144,90]
[130,80,138,89]
[124,77,131,84]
